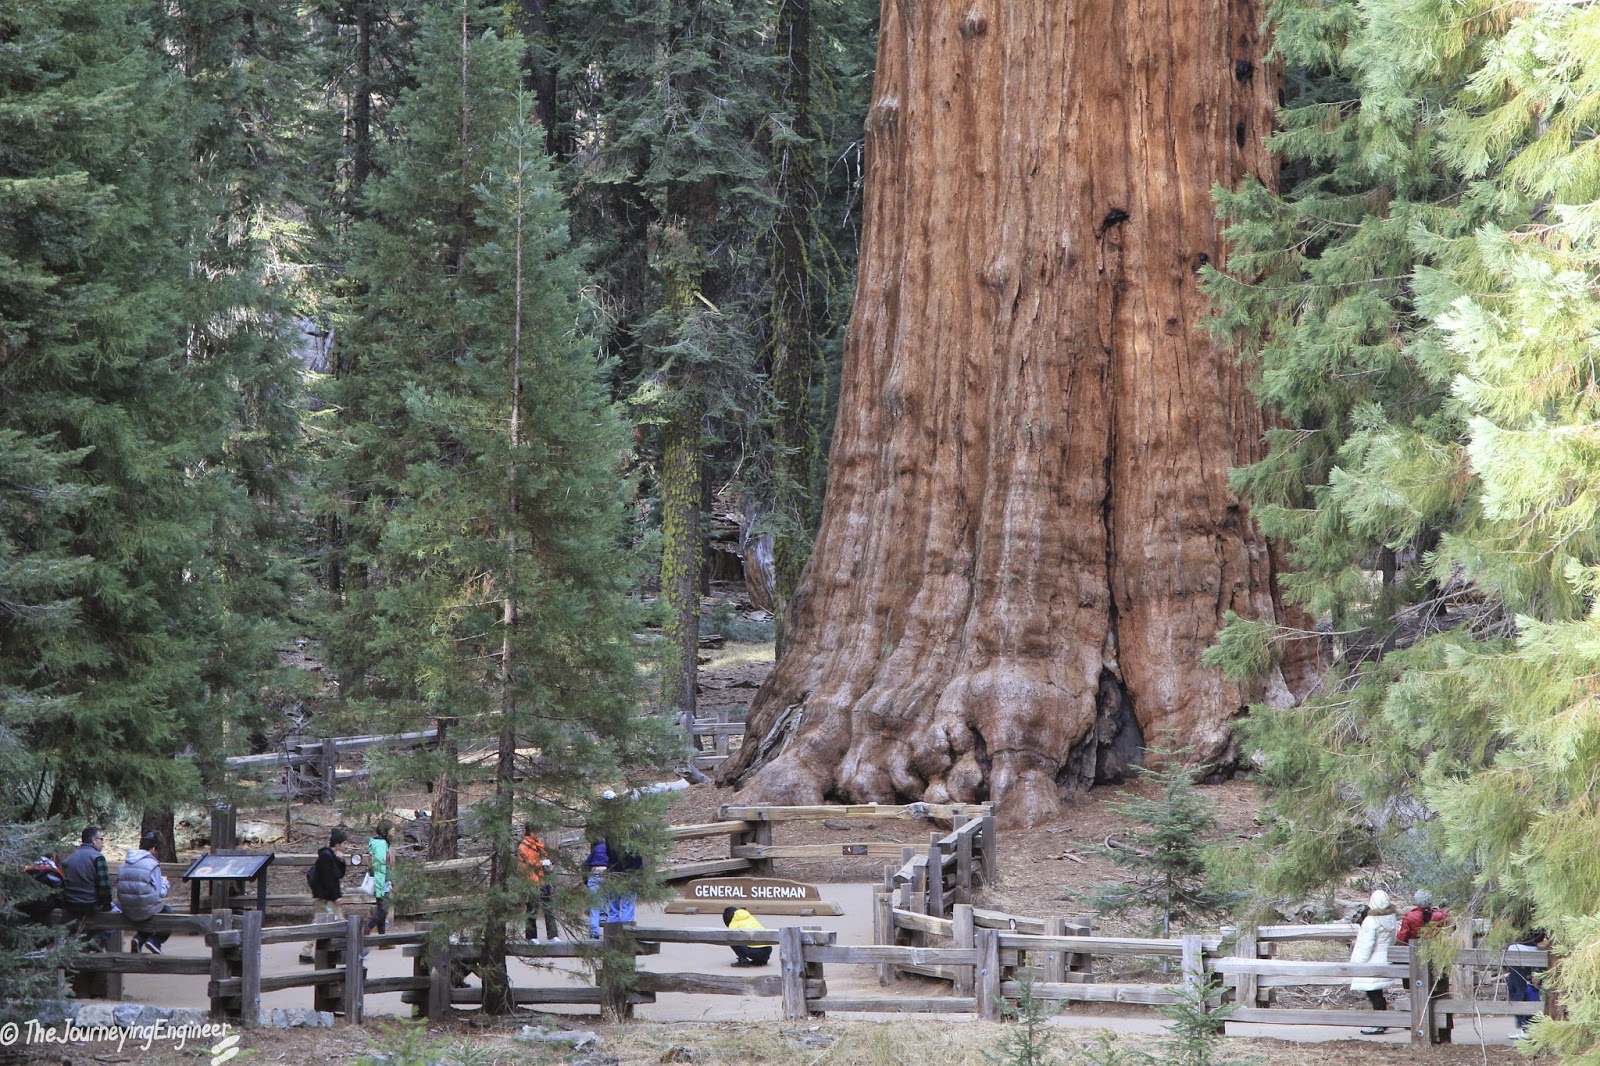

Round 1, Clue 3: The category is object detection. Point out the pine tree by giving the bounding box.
[1205,0,1600,1056]
[151,0,315,776]
[1084,752,1238,937]
[0,434,85,1019]
[326,0,678,1013]
[546,0,771,739]
[0,0,230,818]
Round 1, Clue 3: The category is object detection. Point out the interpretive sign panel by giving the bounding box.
[182,851,274,914]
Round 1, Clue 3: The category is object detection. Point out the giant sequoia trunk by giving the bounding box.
[719,0,1307,825]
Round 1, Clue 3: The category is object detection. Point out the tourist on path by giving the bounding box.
[1397,889,1449,943]
[309,826,350,921]
[117,830,173,954]
[1507,927,1549,1040]
[363,822,391,937]
[584,792,641,939]
[62,826,113,950]
[722,906,773,967]
[19,854,66,924]
[1350,889,1400,1035]
[518,825,559,942]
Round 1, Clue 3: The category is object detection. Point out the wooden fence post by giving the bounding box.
[874,892,896,986]
[979,814,998,884]
[750,820,774,878]
[954,904,977,996]
[1043,917,1067,986]
[1233,928,1258,1009]
[427,939,452,1020]
[599,922,634,1021]
[925,833,943,918]
[319,739,338,803]
[780,926,808,1020]
[211,804,238,850]
[1408,948,1427,1044]
[343,913,366,1023]
[803,925,827,1016]
[313,924,338,1016]
[1181,934,1206,1012]
[1070,915,1092,978]
[976,927,1002,1021]
[103,925,124,1001]
[239,910,263,1028]
[955,826,974,906]
[208,909,235,1022]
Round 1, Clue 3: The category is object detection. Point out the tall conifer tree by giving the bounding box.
[152,0,313,773]
[327,0,677,1010]
[548,0,769,736]
[0,0,238,817]
[1209,0,1600,1053]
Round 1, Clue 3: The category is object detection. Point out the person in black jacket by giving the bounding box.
[308,827,349,921]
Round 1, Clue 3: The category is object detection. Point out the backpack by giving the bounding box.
[20,858,65,922]
[608,841,643,873]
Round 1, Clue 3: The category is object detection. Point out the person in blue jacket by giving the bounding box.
[584,791,642,938]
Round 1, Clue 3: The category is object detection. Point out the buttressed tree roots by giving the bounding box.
[719,0,1312,825]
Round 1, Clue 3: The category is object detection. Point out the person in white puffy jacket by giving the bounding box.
[1350,889,1401,1035]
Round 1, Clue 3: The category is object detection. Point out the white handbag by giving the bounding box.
[359,872,377,896]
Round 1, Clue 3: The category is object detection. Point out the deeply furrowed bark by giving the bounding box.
[719,0,1309,825]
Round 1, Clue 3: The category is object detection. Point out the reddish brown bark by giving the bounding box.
[719,0,1309,825]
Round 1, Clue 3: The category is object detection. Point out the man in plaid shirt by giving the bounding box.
[62,826,113,950]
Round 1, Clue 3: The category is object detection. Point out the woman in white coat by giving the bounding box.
[1350,889,1401,1034]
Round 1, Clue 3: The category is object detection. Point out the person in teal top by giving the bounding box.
[363,822,392,935]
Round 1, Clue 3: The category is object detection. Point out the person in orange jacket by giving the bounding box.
[517,825,559,942]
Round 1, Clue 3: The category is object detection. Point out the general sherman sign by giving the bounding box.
[665,877,842,915]
[685,878,820,902]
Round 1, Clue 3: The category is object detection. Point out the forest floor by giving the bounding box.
[36,635,1538,1065]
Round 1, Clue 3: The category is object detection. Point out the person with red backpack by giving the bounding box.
[1397,890,1450,943]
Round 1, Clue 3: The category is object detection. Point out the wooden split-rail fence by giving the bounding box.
[225,712,748,802]
[62,906,1554,1044]
[55,801,1547,1043]
[862,811,1552,1044]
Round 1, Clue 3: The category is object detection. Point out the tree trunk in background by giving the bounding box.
[660,395,701,733]
[719,0,1309,825]
[514,0,563,158]
[428,716,459,860]
[139,810,177,863]
[766,0,820,654]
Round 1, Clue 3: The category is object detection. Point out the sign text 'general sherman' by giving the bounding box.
[684,878,820,902]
